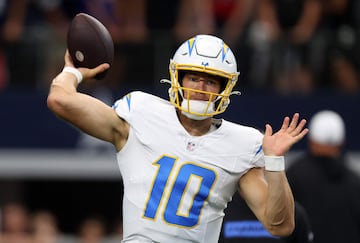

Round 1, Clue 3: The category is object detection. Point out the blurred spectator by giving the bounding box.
[213,0,257,47]
[105,219,123,243]
[246,0,322,93]
[326,49,360,93]
[0,0,70,91]
[320,0,358,30]
[30,210,72,243]
[113,0,148,44]
[287,110,360,243]
[0,202,32,243]
[80,0,148,44]
[173,0,214,43]
[173,0,257,46]
[313,0,360,93]
[0,0,28,91]
[256,0,321,44]
[76,215,107,243]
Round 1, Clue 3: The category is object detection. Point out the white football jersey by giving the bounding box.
[113,91,265,243]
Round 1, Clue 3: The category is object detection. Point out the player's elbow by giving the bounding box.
[267,220,295,237]
[47,92,61,114]
[47,85,70,117]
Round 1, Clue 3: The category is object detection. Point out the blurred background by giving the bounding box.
[0,0,359,242]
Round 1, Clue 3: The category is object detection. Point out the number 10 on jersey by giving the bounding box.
[143,155,217,227]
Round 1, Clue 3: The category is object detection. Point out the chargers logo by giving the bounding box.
[222,44,229,62]
[187,37,196,56]
[113,93,132,112]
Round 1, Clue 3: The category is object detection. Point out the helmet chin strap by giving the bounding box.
[181,99,215,120]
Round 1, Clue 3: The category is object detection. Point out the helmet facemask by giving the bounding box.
[168,62,238,119]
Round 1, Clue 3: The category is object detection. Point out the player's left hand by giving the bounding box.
[262,113,308,156]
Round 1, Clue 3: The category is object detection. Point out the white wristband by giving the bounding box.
[264,156,285,172]
[62,66,83,84]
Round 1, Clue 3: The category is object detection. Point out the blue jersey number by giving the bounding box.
[143,155,216,227]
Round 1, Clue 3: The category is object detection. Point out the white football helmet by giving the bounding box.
[163,34,240,119]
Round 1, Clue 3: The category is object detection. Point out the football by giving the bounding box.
[67,13,114,79]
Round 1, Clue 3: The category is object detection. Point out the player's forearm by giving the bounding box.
[264,171,295,236]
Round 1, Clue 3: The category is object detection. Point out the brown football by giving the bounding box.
[67,13,114,79]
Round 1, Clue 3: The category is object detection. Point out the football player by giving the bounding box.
[47,34,308,243]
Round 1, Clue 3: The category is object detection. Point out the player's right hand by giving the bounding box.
[64,50,110,81]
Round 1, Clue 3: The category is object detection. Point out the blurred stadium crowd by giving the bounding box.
[0,201,123,242]
[0,0,360,94]
[1,0,360,241]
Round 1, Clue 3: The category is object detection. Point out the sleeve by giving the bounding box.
[250,129,265,168]
[112,91,141,122]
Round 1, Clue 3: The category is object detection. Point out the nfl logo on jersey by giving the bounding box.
[186,141,196,151]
